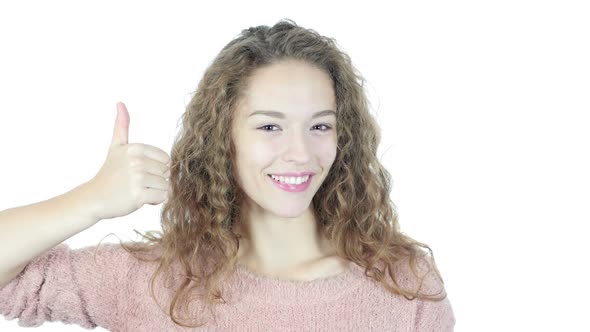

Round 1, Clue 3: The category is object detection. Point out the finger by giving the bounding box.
[143,187,169,205]
[111,102,130,146]
[142,158,170,177]
[129,143,171,165]
[141,173,169,191]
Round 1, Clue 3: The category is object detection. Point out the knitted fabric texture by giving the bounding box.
[1,243,455,331]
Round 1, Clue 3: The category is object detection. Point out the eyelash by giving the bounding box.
[257,124,333,132]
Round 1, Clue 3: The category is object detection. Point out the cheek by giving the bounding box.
[314,137,337,165]
[242,139,280,168]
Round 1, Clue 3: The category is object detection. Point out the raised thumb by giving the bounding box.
[112,102,130,146]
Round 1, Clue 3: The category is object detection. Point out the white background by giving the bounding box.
[1,1,589,331]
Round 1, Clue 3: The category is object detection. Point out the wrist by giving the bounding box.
[70,181,103,226]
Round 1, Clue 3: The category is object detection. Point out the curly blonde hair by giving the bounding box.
[100,18,448,328]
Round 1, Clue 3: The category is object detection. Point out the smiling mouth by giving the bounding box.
[266,174,313,184]
[267,174,313,192]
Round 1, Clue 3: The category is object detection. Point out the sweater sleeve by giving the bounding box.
[413,256,456,332]
[415,293,456,331]
[0,242,129,330]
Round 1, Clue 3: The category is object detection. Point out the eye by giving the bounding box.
[256,124,333,132]
[313,124,332,131]
[258,124,280,132]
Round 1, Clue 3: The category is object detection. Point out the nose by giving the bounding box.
[282,130,312,164]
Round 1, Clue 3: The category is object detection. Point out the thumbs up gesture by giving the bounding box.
[86,102,172,221]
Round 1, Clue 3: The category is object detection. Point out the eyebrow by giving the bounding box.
[248,110,336,119]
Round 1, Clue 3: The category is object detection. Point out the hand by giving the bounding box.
[85,102,171,221]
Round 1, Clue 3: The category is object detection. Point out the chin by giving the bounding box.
[268,203,312,219]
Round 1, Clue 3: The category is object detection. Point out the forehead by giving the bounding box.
[236,60,336,118]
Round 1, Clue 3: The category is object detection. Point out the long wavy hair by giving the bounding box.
[99,18,448,328]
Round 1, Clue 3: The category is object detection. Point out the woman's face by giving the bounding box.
[231,59,337,218]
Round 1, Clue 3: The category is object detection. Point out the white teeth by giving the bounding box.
[270,174,310,184]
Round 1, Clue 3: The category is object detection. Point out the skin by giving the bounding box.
[231,59,349,280]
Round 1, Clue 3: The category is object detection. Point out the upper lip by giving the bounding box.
[268,172,315,177]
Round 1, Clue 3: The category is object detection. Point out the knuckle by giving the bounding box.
[132,171,146,183]
[129,157,144,169]
[130,143,148,156]
[130,187,142,202]
[126,143,140,155]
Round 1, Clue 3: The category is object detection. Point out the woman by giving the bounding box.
[0,19,455,331]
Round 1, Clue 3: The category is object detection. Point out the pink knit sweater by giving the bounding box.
[0,243,455,331]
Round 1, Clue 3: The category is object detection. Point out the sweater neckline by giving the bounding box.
[227,260,367,305]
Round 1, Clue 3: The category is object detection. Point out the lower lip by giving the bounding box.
[268,175,313,192]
